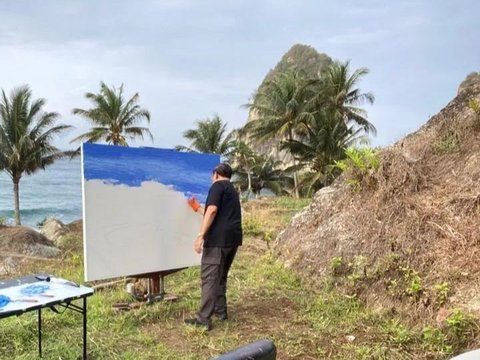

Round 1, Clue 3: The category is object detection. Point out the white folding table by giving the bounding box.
[0,274,93,359]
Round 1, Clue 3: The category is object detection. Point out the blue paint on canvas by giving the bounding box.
[82,143,220,203]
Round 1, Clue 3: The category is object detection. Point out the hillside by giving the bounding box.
[275,75,480,344]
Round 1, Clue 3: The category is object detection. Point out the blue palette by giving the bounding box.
[0,295,10,308]
[20,284,50,296]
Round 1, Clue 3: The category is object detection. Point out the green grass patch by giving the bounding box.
[1,197,479,359]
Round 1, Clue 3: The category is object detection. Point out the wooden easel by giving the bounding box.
[132,268,187,303]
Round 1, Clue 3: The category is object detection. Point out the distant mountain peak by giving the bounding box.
[262,43,332,84]
[246,44,333,159]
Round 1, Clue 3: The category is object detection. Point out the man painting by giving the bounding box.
[185,163,242,330]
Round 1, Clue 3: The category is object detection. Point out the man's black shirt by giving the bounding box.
[204,180,242,248]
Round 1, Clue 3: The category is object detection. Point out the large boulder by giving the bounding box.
[41,218,66,244]
[41,218,83,247]
[0,225,60,276]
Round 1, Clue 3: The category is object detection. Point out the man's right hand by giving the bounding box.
[188,196,201,212]
[194,235,203,254]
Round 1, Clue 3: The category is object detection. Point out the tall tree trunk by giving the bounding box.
[293,171,299,198]
[13,179,21,225]
[288,129,300,198]
[247,171,252,192]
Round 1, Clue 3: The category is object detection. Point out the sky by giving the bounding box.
[0,0,478,150]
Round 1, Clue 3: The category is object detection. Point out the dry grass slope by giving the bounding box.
[275,79,480,350]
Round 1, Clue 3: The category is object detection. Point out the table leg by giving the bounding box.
[83,297,87,359]
[38,308,42,358]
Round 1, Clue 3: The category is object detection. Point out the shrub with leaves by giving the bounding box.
[469,99,480,116]
[333,147,380,190]
[242,214,273,246]
[434,282,451,306]
[434,115,466,153]
[469,99,480,129]
[401,265,423,298]
[445,309,479,345]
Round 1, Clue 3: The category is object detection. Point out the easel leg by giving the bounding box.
[83,297,87,359]
[159,275,165,298]
[146,275,165,303]
[132,269,185,304]
[147,278,152,303]
[38,308,42,358]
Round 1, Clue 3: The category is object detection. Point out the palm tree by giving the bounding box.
[0,86,72,225]
[175,114,233,155]
[71,82,152,146]
[235,156,292,197]
[243,62,375,197]
[312,60,376,135]
[245,70,315,197]
[230,140,256,193]
[282,109,367,193]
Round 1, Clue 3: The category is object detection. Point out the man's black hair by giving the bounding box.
[213,163,233,179]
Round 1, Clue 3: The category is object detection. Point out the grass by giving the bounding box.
[0,196,477,359]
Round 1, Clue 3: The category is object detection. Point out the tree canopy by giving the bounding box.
[176,114,234,155]
[0,86,72,224]
[71,82,152,146]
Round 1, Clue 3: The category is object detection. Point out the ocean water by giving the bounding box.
[0,158,82,228]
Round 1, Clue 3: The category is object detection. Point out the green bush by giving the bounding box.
[401,265,423,298]
[434,282,450,306]
[445,309,478,344]
[242,215,264,237]
[242,215,273,246]
[333,147,380,190]
[435,133,460,153]
[421,326,452,355]
[434,115,464,153]
[469,99,480,116]
[382,319,414,346]
[330,256,343,275]
[469,99,480,130]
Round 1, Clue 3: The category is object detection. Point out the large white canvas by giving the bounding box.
[81,143,220,281]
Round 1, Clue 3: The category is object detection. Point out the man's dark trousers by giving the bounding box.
[198,246,238,322]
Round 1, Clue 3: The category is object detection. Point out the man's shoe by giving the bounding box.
[184,318,212,331]
[215,312,228,321]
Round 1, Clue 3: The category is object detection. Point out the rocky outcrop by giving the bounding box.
[41,218,66,244]
[276,181,353,274]
[41,218,83,247]
[259,44,332,88]
[0,225,60,275]
[275,75,480,310]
